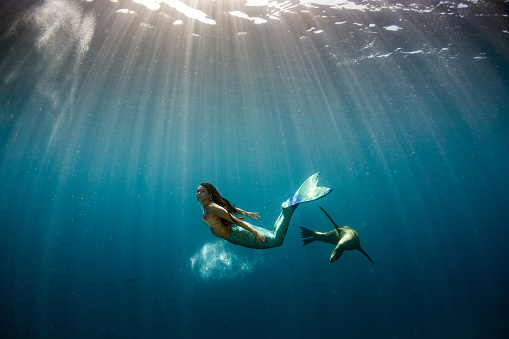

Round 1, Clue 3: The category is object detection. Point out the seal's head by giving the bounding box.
[330,246,343,263]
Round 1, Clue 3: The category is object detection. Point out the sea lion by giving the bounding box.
[300,206,374,264]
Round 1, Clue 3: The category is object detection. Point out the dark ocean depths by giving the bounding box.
[1,0,508,338]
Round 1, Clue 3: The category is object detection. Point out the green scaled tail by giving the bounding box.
[282,172,332,208]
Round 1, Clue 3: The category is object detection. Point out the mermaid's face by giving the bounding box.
[196,185,211,203]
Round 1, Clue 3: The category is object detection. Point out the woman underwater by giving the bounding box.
[196,172,332,249]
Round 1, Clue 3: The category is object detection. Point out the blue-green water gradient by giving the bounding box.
[1,0,508,338]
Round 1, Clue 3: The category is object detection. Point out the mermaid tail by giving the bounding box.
[227,172,333,249]
[282,172,333,208]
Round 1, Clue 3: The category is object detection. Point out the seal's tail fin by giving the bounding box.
[358,248,375,265]
[282,172,332,208]
[299,227,316,246]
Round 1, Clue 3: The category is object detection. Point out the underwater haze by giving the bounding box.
[1,0,508,338]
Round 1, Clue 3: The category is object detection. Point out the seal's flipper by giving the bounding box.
[302,238,316,246]
[358,247,375,265]
[282,172,332,208]
[300,227,315,238]
[319,206,341,231]
[300,227,316,246]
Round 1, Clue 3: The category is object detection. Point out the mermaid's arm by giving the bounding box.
[234,208,260,220]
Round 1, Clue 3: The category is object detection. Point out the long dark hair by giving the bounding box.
[200,183,240,228]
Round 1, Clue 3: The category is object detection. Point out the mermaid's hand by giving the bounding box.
[248,212,260,220]
[255,232,266,243]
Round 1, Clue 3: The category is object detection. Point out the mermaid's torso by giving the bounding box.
[202,205,231,239]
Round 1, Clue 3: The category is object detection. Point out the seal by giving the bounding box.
[300,206,374,264]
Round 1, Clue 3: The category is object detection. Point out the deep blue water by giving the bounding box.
[1,0,508,338]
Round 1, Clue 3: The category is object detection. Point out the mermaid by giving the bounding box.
[196,172,332,249]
